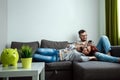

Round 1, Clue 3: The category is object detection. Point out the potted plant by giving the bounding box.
[20,45,33,69]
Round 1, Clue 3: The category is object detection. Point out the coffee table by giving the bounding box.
[0,62,45,80]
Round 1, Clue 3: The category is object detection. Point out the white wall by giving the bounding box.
[0,0,7,53]
[7,0,100,46]
[99,0,106,36]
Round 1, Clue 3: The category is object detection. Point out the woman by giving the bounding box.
[33,43,96,63]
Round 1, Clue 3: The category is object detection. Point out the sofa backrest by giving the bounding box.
[40,39,68,50]
[11,41,39,53]
[111,46,120,57]
[11,41,39,62]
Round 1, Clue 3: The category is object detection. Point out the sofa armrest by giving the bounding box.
[111,46,120,57]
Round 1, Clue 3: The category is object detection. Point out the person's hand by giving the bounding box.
[89,56,97,61]
[64,49,69,53]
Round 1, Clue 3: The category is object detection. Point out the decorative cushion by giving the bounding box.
[40,39,68,49]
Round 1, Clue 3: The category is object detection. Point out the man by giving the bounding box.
[78,29,120,63]
[78,29,111,55]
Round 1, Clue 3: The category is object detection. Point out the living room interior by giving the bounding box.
[1,0,120,80]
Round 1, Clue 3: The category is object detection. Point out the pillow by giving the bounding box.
[11,41,39,54]
[40,39,68,49]
[11,41,39,62]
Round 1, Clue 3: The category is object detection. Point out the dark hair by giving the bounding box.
[78,29,86,35]
[88,40,92,43]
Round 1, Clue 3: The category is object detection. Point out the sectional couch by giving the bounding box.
[10,39,120,80]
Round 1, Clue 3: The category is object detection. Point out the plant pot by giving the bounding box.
[21,58,32,69]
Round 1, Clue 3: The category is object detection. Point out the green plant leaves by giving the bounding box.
[20,45,33,58]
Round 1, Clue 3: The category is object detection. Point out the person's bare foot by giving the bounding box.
[118,58,120,63]
[107,52,111,55]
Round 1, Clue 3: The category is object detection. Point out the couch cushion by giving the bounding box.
[11,41,39,53]
[11,41,39,62]
[73,61,120,80]
[45,61,72,70]
[40,39,68,49]
[111,46,120,57]
[45,61,73,80]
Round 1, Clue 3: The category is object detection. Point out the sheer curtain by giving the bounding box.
[105,0,120,45]
[118,0,120,41]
